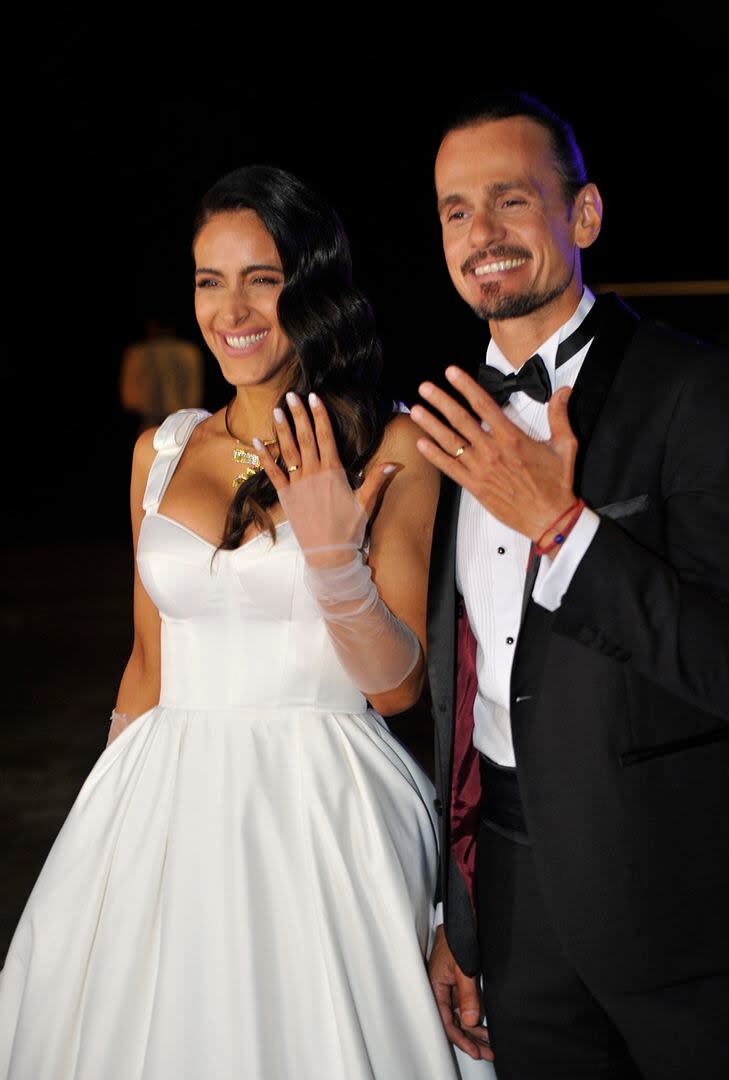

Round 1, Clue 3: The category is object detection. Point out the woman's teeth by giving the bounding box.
[224,330,268,348]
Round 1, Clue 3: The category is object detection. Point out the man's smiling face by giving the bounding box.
[435,116,590,323]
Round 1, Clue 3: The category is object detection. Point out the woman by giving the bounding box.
[0,166,492,1078]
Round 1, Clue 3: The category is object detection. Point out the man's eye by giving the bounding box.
[447,210,467,222]
[501,199,527,208]
[251,276,281,286]
[195,278,218,288]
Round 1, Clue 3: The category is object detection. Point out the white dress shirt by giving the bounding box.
[455,289,600,766]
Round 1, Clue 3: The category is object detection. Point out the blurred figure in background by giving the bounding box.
[120,317,204,431]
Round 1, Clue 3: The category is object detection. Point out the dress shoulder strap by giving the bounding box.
[142,408,211,513]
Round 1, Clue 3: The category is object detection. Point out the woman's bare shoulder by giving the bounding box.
[132,426,160,481]
[374,412,438,480]
[130,409,216,482]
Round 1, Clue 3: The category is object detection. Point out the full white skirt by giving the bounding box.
[0,705,468,1079]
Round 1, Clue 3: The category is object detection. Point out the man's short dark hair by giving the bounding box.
[441,91,588,204]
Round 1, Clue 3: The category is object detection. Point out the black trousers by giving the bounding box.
[476,820,729,1080]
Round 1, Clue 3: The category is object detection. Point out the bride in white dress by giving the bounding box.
[0,166,494,1078]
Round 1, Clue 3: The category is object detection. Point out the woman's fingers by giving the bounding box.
[356,463,398,519]
[285,392,319,472]
[252,437,288,492]
[271,392,346,477]
[308,393,343,469]
[272,406,302,476]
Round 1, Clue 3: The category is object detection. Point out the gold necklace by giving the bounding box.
[224,400,278,489]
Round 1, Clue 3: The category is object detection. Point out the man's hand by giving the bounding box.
[411,366,578,542]
[428,927,494,1062]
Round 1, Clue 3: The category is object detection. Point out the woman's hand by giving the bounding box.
[253,392,396,566]
[255,393,422,697]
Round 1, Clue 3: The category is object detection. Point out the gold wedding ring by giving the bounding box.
[454,445,466,458]
[287,464,300,473]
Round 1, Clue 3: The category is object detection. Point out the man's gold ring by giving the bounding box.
[287,464,300,473]
[454,445,466,458]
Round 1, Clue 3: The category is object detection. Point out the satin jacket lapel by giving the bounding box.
[516,295,640,624]
[568,293,640,490]
[514,296,642,713]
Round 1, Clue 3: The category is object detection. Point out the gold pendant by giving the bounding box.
[233,447,260,467]
[224,401,277,489]
[233,465,260,488]
[232,447,261,488]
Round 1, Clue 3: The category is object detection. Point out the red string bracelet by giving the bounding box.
[534,499,581,548]
[533,498,586,557]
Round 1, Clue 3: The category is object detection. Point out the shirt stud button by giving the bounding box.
[497,546,506,554]
[506,636,515,645]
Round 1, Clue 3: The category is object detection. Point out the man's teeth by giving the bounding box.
[474,258,527,276]
[225,330,268,348]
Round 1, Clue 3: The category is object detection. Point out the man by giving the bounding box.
[411,92,728,1078]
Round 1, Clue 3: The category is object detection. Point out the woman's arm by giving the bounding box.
[362,413,441,716]
[108,429,162,743]
[257,398,441,715]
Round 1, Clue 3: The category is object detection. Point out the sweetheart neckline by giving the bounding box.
[142,512,291,553]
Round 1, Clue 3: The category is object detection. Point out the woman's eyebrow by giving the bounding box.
[194,263,283,275]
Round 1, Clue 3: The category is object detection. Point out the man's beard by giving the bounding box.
[471,260,575,322]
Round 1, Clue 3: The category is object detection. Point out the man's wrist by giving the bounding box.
[532,507,601,611]
[534,498,586,556]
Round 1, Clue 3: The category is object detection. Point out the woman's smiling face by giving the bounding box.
[194,209,295,390]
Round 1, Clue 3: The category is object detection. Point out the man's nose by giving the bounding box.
[469,209,505,247]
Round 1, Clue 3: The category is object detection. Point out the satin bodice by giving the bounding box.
[136,410,366,713]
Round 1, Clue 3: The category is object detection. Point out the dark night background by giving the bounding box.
[10,16,728,540]
[1,18,727,954]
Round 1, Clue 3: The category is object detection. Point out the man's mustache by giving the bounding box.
[461,247,532,275]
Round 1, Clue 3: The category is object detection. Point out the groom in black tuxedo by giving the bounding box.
[411,93,729,1078]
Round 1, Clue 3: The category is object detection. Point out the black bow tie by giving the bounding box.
[478,353,551,406]
[477,299,604,407]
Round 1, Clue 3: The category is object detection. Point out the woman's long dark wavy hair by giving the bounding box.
[193,165,393,549]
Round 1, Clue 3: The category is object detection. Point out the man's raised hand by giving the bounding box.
[411,366,578,542]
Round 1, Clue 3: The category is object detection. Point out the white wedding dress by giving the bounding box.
[0,409,475,1079]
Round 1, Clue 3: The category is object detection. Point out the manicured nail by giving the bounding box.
[252,437,264,450]
[286,392,299,407]
[383,464,396,474]
[273,407,285,423]
[445,366,461,381]
[419,382,433,398]
[308,392,320,407]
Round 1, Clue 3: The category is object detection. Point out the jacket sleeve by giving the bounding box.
[554,348,729,724]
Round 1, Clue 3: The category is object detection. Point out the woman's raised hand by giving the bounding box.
[253,392,396,564]
[255,392,420,695]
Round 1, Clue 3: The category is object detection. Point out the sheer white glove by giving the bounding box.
[107,708,132,746]
[253,392,420,694]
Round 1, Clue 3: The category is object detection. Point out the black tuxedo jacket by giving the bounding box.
[426,294,729,988]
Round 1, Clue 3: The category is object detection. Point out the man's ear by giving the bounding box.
[574,183,603,249]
